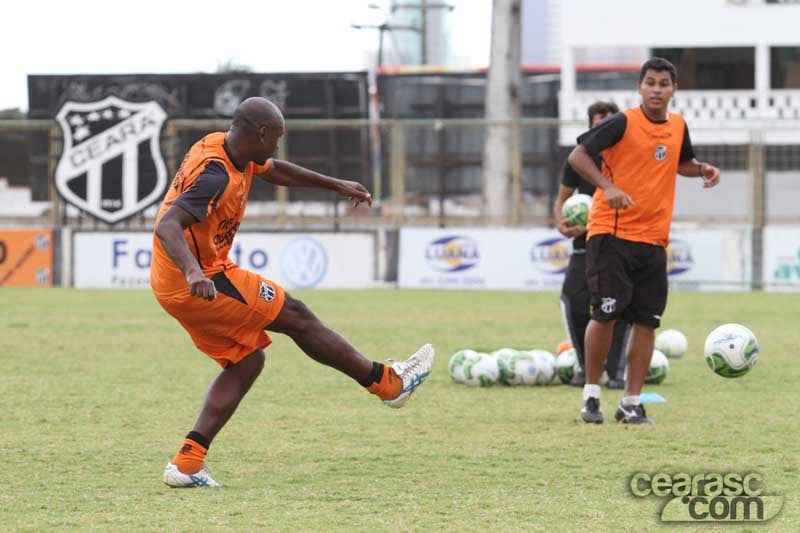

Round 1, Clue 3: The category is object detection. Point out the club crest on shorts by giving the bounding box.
[601,297,617,314]
[654,144,667,161]
[259,281,276,302]
[55,96,168,224]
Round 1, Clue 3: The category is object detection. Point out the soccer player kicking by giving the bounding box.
[567,58,720,424]
[152,97,434,487]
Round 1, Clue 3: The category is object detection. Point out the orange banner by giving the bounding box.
[0,229,53,287]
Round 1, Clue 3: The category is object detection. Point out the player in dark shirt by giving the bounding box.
[553,101,628,389]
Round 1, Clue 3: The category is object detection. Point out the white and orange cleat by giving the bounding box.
[383,343,435,408]
[163,462,222,488]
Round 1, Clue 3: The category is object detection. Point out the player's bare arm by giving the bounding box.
[678,159,721,188]
[155,205,217,301]
[553,184,585,238]
[260,159,373,207]
[568,145,633,209]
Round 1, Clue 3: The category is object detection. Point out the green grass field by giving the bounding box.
[1,288,797,531]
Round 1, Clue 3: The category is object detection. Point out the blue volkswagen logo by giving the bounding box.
[280,237,328,288]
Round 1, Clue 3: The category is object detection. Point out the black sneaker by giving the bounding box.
[614,401,653,424]
[570,369,586,387]
[605,378,625,390]
[580,397,603,424]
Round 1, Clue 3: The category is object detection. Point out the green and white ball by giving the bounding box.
[645,349,669,384]
[656,329,688,358]
[556,348,579,384]
[448,349,480,383]
[704,323,759,378]
[463,354,500,387]
[504,351,537,385]
[561,193,593,227]
[491,348,519,384]
[529,349,557,385]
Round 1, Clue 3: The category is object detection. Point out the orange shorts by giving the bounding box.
[155,266,286,367]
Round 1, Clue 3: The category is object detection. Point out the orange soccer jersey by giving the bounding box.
[151,132,270,295]
[584,107,689,247]
[151,132,284,367]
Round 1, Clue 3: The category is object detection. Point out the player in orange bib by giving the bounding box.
[568,58,720,425]
[153,97,434,488]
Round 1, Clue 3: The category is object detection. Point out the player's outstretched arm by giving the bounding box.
[155,206,217,300]
[678,159,721,188]
[260,159,372,207]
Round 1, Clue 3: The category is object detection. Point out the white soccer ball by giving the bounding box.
[504,351,536,385]
[561,193,593,227]
[448,349,480,383]
[463,354,500,387]
[491,348,519,384]
[656,329,688,358]
[646,349,669,384]
[704,323,759,378]
[556,348,578,384]
[513,359,540,386]
[528,349,557,385]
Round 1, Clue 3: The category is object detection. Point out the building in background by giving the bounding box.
[379,0,455,67]
[521,0,645,67]
[559,0,800,144]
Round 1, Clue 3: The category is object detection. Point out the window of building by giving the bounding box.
[650,47,755,89]
[771,47,800,88]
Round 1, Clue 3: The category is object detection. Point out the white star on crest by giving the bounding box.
[86,111,101,122]
[68,114,84,127]
[74,125,90,141]
[101,108,114,120]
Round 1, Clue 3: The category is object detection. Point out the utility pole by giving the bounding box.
[351,5,421,209]
[351,4,421,68]
[421,0,428,64]
[391,1,453,65]
[482,0,522,223]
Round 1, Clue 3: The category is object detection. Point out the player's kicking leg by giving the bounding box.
[267,293,435,408]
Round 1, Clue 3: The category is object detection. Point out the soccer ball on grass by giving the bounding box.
[704,323,759,378]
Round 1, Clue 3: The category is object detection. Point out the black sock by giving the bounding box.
[186,430,211,450]
[358,362,384,387]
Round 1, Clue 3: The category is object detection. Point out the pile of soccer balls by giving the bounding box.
[449,323,759,387]
[448,348,557,387]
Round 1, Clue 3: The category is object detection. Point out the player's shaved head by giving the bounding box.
[226,97,286,166]
[232,97,285,132]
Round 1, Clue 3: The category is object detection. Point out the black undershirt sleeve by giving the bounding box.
[173,161,230,222]
[561,158,583,188]
[576,113,627,156]
[679,123,696,162]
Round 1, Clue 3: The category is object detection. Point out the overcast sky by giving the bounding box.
[1,0,491,111]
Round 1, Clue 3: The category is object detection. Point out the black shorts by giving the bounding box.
[585,234,667,327]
